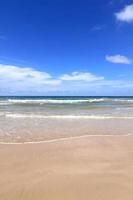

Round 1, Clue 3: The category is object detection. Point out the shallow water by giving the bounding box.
[0,96,133,142]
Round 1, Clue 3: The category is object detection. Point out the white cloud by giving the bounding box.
[0,64,133,95]
[0,64,61,85]
[105,55,132,64]
[0,64,61,94]
[60,72,104,81]
[115,4,133,22]
[0,64,51,80]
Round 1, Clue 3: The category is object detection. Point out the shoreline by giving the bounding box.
[0,133,133,145]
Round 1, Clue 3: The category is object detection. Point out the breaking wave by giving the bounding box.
[6,98,105,104]
[5,113,133,119]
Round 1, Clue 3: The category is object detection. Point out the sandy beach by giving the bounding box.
[0,0,133,197]
[0,135,133,200]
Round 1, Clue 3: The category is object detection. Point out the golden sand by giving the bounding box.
[0,136,133,200]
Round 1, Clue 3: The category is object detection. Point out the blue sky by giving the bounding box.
[0,0,133,95]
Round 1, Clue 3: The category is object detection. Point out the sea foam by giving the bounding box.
[5,113,133,119]
[7,98,105,104]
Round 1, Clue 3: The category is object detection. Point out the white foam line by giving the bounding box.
[5,114,133,119]
[0,134,133,145]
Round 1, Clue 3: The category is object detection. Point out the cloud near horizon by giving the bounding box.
[0,64,61,95]
[106,55,132,64]
[0,64,133,95]
[115,4,133,22]
[0,64,61,85]
[60,72,104,81]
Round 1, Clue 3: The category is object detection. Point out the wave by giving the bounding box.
[0,101,12,105]
[5,113,133,119]
[6,98,105,104]
[114,99,133,103]
[0,98,133,106]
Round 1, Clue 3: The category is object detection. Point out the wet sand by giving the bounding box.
[0,135,133,200]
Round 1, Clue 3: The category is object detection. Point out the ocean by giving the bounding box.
[0,96,133,142]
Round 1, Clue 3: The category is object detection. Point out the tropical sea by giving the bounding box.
[0,96,133,142]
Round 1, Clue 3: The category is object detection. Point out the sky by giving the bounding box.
[0,0,133,96]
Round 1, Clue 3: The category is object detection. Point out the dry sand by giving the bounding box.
[0,135,133,200]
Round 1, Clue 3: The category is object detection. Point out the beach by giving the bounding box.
[0,135,133,200]
[0,97,133,199]
[1,0,133,198]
